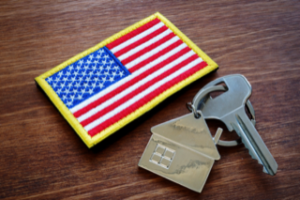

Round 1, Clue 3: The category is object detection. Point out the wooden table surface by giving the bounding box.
[1,0,299,199]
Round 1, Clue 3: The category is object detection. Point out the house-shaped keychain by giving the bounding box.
[138,112,223,193]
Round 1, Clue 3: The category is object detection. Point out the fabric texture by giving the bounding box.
[35,12,218,148]
[46,47,130,109]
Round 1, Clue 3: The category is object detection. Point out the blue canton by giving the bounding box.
[46,47,130,109]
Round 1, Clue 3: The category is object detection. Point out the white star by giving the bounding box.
[109,60,114,65]
[106,65,111,70]
[57,88,62,94]
[76,65,81,70]
[96,71,101,76]
[102,60,107,65]
[89,55,94,60]
[104,55,109,59]
[94,77,99,81]
[71,77,76,82]
[77,95,83,100]
[89,71,93,76]
[70,95,75,101]
[60,83,65,88]
[99,49,104,54]
[47,77,53,82]
[104,71,109,75]
[62,95,67,100]
[84,65,89,70]
[69,65,74,70]
[75,82,81,87]
[55,77,60,81]
[73,71,79,76]
[102,77,106,82]
[109,77,114,82]
[112,72,117,76]
[99,83,104,88]
[80,89,85,93]
[58,71,63,76]
[92,83,96,87]
[113,65,119,70]
[73,89,77,93]
[92,65,97,70]
[83,83,88,87]
[88,89,93,95]
[79,77,83,81]
[79,60,84,65]
[86,60,91,65]
[66,101,73,107]
[99,66,104,71]
[64,89,70,94]
[96,55,101,59]
[82,71,86,76]
[86,77,91,82]
[68,82,72,87]
[63,77,68,81]
[53,83,57,88]
[66,71,71,76]
[119,71,124,77]
[94,60,99,64]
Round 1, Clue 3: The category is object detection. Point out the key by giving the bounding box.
[192,74,278,175]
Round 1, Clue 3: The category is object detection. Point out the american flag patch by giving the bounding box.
[36,13,218,148]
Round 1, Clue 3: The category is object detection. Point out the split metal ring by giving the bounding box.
[187,85,256,147]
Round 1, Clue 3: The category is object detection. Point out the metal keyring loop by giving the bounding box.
[188,85,256,147]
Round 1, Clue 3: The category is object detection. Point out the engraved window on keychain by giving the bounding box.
[150,144,175,169]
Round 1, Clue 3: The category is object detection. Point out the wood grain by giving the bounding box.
[0,0,299,199]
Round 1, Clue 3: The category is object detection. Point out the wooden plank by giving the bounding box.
[0,0,299,199]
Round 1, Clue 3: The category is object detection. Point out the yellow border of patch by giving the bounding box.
[35,12,218,148]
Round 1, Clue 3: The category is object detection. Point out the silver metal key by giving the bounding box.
[192,74,278,175]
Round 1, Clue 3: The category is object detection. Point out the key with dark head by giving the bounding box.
[192,74,278,175]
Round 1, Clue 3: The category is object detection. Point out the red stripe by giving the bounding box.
[81,53,199,127]
[129,39,183,73]
[121,32,176,66]
[114,25,169,57]
[74,46,191,118]
[106,18,161,50]
[88,61,208,137]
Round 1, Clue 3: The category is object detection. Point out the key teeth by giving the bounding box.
[248,150,256,160]
[241,137,263,166]
[241,136,274,176]
[263,167,268,174]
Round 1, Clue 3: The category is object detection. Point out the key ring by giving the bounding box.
[186,85,256,147]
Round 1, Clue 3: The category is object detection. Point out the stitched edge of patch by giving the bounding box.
[35,12,218,148]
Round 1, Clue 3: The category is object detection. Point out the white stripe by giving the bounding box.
[111,22,165,54]
[70,43,188,113]
[84,58,203,131]
[78,50,198,122]
[118,29,172,61]
[126,36,180,69]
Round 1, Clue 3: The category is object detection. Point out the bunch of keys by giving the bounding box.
[138,74,278,193]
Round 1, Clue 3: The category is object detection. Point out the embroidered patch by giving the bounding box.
[35,12,218,148]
